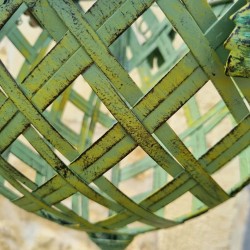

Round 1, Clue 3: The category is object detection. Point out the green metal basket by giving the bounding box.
[0,0,249,249]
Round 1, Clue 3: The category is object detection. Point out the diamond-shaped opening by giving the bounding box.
[49,193,92,220]
[78,0,96,12]
[164,191,193,220]
[194,81,222,116]
[205,115,234,149]
[87,116,114,151]
[212,156,240,192]
[60,196,72,210]
[88,181,127,219]
[125,156,168,189]
[166,81,235,155]
[6,153,36,183]
[172,33,185,51]
[71,192,89,218]
[238,146,250,181]
[209,0,234,17]
[119,168,154,199]
[4,180,23,198]
[14,10,58,78]
[26,124,72,167]
[52,193,89,219]
[115,147,155,199]
[3,134,51,185]
[169,84,219,156]
[15,134,38,154]
[120,147,147,169]
[61,101,84,135]
[88,198,110,224]
[0,6,56,82]
[152,165,173,191]
[99,102,116,124]
[45,75,116,151]
[16,11,43,45]
[97,147,166,203]
[89,110,116,157]
[56,179,118,223]
[167,107,189,136]
[44,39,57,56]
[0,37,8,67]
[44,86,72,131]
[0,36,25,79]
[72,75,93,100]
[109,3,187,93]
[15,7,57,53]
[100,153,172,205]
[7,131,56,184]
[164,109,192,158]
[102,166,120,186]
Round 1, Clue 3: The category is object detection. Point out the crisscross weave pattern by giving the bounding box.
[0,0,249,236]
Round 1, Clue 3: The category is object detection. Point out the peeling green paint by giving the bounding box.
[225,2,250,77]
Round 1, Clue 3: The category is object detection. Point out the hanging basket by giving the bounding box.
[0,0,249,249]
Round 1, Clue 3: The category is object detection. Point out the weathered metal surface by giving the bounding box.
[0,0,249,249]
[225,2,250,77]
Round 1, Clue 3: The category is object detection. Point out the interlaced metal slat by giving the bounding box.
[0,0,249,249]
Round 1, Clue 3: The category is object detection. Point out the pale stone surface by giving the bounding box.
[0,197,99,250]
[0,189,249,250]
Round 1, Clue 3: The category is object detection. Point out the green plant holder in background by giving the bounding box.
[0,0,249,249]
[225,1,250,77]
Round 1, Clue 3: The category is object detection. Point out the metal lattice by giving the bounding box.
[0,0,249,246]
